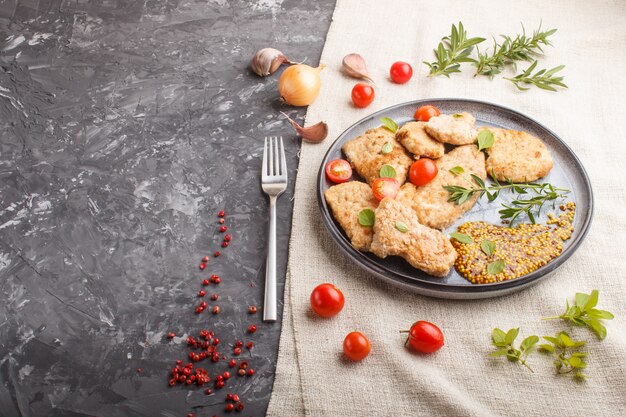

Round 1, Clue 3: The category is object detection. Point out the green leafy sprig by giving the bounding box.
[505,60,567,92]
[539,331,587,381]
[490,328,539,372]
[443,175,570,225]
[543,290,614,340]
[424,22,485,77]
[474,24,557,77]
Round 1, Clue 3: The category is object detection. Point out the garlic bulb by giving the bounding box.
[250,48,292,77]
[341,53,374,83]
[278,64,325,106]
[281,112,328,143]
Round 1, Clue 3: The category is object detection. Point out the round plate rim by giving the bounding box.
[316,98,594,297]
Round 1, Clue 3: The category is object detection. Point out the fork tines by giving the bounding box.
[263,136,287,179]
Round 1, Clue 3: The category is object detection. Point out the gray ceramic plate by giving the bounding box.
[317,99,593,299]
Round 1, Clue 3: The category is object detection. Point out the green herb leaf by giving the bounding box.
[443,178,570,226]
[505,61,567,92]
[449,166,465,176]
[543,289,614,340]
[492,328,507,345]
[487,259,505,275]
[490,327,536,372]
[381,142,393,154]
[452,113,463,118]
[424,22,486,77]
[505,328,519,345]
[477,130,495,151]
[379,164,397,178]
[380,117,398,133]
[358,209,375,227]
[395,221,409,233]
[450,232,474,244]
[474,24,557,78]
[480,239,496,256]
[540,331,588,381]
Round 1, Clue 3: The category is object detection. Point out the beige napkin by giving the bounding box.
[268,0,626,415]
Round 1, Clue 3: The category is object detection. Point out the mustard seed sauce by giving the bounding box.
[452,202,576,284]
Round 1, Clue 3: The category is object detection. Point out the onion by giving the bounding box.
[278,64,325,106]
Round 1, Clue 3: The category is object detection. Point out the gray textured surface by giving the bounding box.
[0,1,335,416]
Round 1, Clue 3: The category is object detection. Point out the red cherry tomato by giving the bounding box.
[351,83,375,108]
[310,283,345,318]
[404,321,444,353]
[371,177,400,201]
[389,61,413,84]
[343,332,371,361]
[325,159,352,184]
[409,159,438,186]
[414,105,441,122]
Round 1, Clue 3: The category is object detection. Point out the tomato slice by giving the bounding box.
[325,159,352,183]
[414,105,441,122]
[409,159,438,186]
[371,177,400,201]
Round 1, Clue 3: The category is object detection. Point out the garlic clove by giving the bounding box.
[251,48,292,77]
[341,53,374,83]
[282,112,328,143]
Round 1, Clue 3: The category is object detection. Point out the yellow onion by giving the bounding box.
[278,63,325,106]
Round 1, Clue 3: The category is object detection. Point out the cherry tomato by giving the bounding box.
[403,321,444,353]
[343,332,371,361]
[351,83,375,108]
[414,105,441,122]
[408,159,438,187]
[371,177,400,201]
[325,159,352,184]
[389,61,413,84]
[310,283,345,318]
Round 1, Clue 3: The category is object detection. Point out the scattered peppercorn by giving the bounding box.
[212,306,220,314]
[248,324,257,333]
[220,226,227,233]
[198,290,206,297]
[211,293,218,301]
[199,263,206,270]
[248,306,257,314]
[214,251,221,257]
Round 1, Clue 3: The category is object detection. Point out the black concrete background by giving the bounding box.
[0,1,335,416]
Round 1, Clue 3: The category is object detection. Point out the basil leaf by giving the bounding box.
[395,221,409,233]
[487,259,505,275]
[380,117,398,133]
[452,113,463,118]
[477,129,495,151]
[480,239,496,256]
[379,164,397,178]
[450,232,473,244]
[381,142,393,154]
[449,166,465,176]
[358,209,375,227]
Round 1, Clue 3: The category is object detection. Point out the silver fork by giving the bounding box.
[261,136,287,322]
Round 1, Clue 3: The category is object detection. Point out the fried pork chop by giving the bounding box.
[395,121,445,159]
[482,127,554,182]
[425,112,478,145]
[324,181,378,251]
[342,127,413,185]
[396,145,486,230]
[370,198,456,277]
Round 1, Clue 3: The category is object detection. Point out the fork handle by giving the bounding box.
[263,195,278,322]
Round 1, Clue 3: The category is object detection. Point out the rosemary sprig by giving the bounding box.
[505,60,568,92]
[474,24,557,77]
[443,174,570,225]
[424,22,485,77]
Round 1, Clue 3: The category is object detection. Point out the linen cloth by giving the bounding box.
[267,1,626,416]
